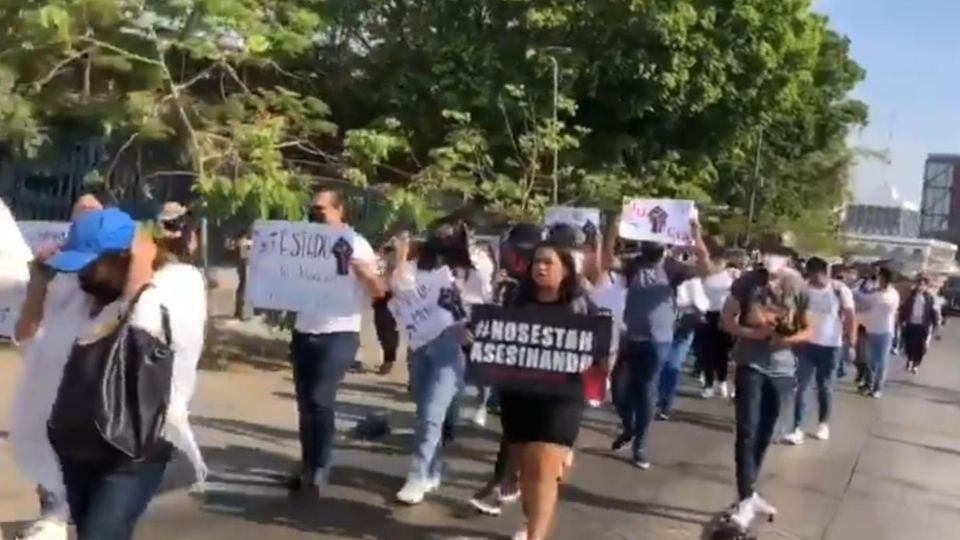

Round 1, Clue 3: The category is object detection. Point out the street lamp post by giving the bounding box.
[540,46,571,205]
[549,55,559,204]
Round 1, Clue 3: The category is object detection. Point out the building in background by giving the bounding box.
[920,153,960,243]
[842,201,920,237]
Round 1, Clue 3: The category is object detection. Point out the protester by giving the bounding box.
[783,257,855,445]
[612,218,711,470]
[860,267,900,397]
[899,275,941,374]
[720,248,812,529]
[42,208,207,540]
[468,224,543,517]
[7,195,103,540]
[387,227,468,504]
[498,240,604,540]
[697,256,738,399]
[287,190,384,494]
[656,273,708,419]
[373,241,401,376]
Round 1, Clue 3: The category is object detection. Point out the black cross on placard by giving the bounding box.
[331,237,354,276]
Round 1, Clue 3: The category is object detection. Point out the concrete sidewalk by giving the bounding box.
[2,324,960,539]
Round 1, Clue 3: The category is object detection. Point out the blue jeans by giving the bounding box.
[615,340,672,460]
[866,332,893,392]
[61,458,167,540]
[290,331,360,479]
[408,327,465,482]
[794,344,840,428]
[734,367,792,500]
[657,330,696,413]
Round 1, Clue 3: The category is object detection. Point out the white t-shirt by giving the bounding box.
[590,271,627,332]
[702,269,735,312]
[807,281,854,347]
[389,263,461,350]
[862,287,901,335]
[72,263,209,482]
[677,277,710,313]
[294,233,377,334]
[909,293,926,324]
[454,246,495,308]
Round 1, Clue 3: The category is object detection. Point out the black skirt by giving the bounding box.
[499,389,584,447]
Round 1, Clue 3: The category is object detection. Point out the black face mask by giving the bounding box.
[308,212,326,224]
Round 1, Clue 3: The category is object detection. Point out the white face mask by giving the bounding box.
[763,255,789,275]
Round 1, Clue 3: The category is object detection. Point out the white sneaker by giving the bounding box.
[701,386,715,399]
[812,423,830,441]
[396,477,432,505]
[472,407,488,427]
[717,382,730,399]
[512,530,529,540]
[751,493,778,518]
[17,518,68,540]
[727,497,756,530]
[782,429,805,446]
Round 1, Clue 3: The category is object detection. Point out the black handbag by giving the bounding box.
[48,285,174,462]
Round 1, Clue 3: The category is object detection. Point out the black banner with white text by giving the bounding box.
[466,305,613,397]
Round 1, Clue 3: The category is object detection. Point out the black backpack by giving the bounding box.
[48,286,174,463]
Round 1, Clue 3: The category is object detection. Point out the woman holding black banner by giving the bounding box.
[498,240,606,540]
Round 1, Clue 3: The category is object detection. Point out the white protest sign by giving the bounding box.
[388,265,463,350]
[17,221,70,253]
[245,220,359,313]
[545,207,601,231]
[618,198,696,245]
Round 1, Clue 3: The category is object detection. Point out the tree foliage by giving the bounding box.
[0,0,867,245]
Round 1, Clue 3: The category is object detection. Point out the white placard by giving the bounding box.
[17,221,70,253]
[245,221,359,312]
[544,207,601,232]
[619,198,696,245]
[388,266,461,350]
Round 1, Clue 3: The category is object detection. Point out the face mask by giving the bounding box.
[762,255,788,275]
[308,212,326,224]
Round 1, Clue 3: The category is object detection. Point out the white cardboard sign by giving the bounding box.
[245,220,359,312]
[618,198,696,245]
[388,266,461,350]
[544,207,601,232]
[17,221,70,253]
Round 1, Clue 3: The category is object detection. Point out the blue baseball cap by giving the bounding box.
[47,208,137,272]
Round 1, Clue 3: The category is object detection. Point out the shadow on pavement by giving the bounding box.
[876,434,960,459]
[192,444,503,540]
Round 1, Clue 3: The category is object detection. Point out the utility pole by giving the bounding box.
[548,55,560,205]
[745,129,764,245]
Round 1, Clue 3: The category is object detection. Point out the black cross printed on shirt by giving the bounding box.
[331,237,354,276]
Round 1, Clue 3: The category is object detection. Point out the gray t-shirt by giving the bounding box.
[623,258,696,343]
[729,271,810,378]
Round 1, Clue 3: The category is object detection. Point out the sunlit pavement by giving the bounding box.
[3,322,960,539]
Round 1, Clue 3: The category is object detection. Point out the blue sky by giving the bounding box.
[815,0,960,205]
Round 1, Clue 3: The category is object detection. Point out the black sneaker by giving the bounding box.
[655,409,670,422]
[611,432,633,451]
[469,492,503,516]
[377,361,395,376]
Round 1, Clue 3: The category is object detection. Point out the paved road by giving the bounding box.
[3,323,960,539]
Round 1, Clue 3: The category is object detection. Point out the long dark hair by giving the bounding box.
[417,222,473,272]
[510,241,583,307]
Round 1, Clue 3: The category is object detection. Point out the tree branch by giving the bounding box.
[32,47,95,90]
[79,37,164,67]
[105,132,139,185]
